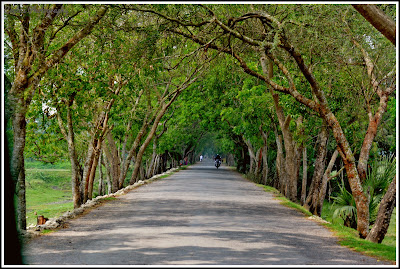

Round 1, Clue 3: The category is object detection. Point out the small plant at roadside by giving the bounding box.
[101,197,117,201]
[41,229,55,235]
[331,154,396,229]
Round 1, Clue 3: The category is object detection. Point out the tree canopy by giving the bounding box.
[3,3,396,243]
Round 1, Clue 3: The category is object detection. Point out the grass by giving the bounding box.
[257,184,313,217]
[257,184,397,264]
[101,197,117,201]
[323,222,396,262]
[25,160,71,170]
[177,165,189,170]
[41,229,56,235]
[25,164,74,227]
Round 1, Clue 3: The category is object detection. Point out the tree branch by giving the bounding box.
[352,4,396,46]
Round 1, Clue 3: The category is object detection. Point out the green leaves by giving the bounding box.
[332,154,396,227]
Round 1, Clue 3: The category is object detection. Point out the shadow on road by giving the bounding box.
[22,160,390,266]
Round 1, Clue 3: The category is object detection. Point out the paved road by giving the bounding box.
[22,161,390,265]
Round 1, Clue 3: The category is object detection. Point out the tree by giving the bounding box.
[366,176,396,243]
[352,4,396,46]
[129,3,396,238]
[5,4,109,230]
[5,4,395,243]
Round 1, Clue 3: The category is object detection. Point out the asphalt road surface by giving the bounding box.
[22,161,391,266]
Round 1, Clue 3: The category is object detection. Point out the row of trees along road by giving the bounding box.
[4,3,396,245]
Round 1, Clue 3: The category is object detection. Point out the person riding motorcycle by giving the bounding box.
[214,154,222,168]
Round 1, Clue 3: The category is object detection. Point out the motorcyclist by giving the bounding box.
[214,154,222,168]
[214,154,221,161]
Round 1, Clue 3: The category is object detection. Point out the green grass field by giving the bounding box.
[25,162,74,227]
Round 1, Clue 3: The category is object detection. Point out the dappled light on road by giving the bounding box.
[22,162,389,265]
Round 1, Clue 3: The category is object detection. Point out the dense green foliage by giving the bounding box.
[4,3,396,250]
[331,154,397,228]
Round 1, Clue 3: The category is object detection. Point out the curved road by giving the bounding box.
[23,161,390,265]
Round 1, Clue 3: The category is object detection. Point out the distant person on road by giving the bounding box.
[200,155,203,162]
[214,154,222,168]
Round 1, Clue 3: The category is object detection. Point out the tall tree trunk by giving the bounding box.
[304,124,329,214]
[4,123,23,264]
[12,109,28,232]
[300,146,307,206]
[118,116,150,187]
[255,148,263,182]
[271,91,302,202]
[261,54,302,201]
[103,139,118,193]
[6,5,108,230]
[102,150,112,195]
[98,150,104,196]
[366,176,396,243]
[116,90,145,187]
[332,120,370,238]
[82,111,110,203]
[315,149,340,216]
[244,138,257,176]
[87,140,102,200]
[146,138,158,178]
[273,124,285,195]
[130,91,183,184]
[260,128,269,185]
[105,131,122,190]
[83,93,118,200]
[56,101,81,209]
[81,142,95,203]
[287,45,371,237]
[348,34,396,182]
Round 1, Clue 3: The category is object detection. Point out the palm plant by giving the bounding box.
[363,153,396,224]
[332,176,357,228]
[331,154,396,228]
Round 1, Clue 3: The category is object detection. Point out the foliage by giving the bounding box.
[25,96,68,164]
[331,154,396,228]
[4,4,396,245]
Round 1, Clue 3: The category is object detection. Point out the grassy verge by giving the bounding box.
[257,185,312,217]
[257,184,396,263]
[177,164,189,170]
[323,222,396,262]
[25,163,73,227]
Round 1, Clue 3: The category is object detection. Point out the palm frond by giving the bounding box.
[330,154,396,228]
[369,194,383,224]
[333,205,357,225]
[364,154,396,197]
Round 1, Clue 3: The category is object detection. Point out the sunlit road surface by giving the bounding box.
[22,161,391,265]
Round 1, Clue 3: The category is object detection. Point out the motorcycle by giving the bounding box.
[215,159,221,169]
